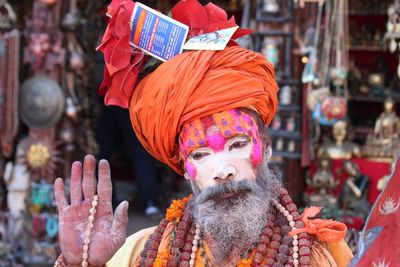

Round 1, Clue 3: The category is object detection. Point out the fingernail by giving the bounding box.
[85,154,95,160]
[123,201,129,213]
[99,159,108,164]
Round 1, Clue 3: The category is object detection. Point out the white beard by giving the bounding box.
[191,161,282,265]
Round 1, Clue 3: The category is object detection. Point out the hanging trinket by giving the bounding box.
[286,116,296,132]
[0,29,20,158]
[279,85,292,105]
[61,0,80,31]
[275,137,284,151]
[17,136,62,181]
[0,1,16,30]
[45,214,58,238]
[262,38,279,67]
[262,0,279,13]
[19,76,65,129]
[272,114,282,130]
[31,182,55,208]
[287,140,296,152]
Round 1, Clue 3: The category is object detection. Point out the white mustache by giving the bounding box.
[195,179,256,204]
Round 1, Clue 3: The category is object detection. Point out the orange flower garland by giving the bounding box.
[237,258,252,267]
[165,195,192,222]
[154,251,170,267]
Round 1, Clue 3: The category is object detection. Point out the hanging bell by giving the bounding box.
[61,12,80,31]
[65,97,77,119]
[69,51,85,71]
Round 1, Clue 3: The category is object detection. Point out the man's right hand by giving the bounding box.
[54,155,129,266]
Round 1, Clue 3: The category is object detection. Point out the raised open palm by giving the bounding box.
[54,155,129,266]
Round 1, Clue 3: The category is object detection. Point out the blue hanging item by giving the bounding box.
[31,182,55,208]
[312,100,338,126]
[45,215,58,238]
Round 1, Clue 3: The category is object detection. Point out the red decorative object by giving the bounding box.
[97,0,146,108]
[321,96,347,120]
[97,0,254,108]
[352,158,400,266]
[171,0,253,46]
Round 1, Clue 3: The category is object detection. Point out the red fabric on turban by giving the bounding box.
[129,46,279,174]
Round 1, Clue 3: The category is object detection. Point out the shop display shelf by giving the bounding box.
[348,45,384,52]
[278,104,301,112]
[271,151,301,159]
[268,129,302,140]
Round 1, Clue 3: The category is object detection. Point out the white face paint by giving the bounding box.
[186,135,257,191]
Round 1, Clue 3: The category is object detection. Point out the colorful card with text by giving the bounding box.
[130,3,189,61]
[183,26,239,51]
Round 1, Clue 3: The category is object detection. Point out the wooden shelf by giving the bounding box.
[349,95,399,103]
[385,32,400,39]
[349,11,387,16]
[272,151,301,159]
[348,45,384,52]
[354,127,373,134]
[269,130,302,140]
[279,104,301,112]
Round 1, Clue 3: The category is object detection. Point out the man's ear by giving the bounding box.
[265,145,272,161]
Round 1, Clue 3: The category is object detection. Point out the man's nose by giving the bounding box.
[211,160,237,181]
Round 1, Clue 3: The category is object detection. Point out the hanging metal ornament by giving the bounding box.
[19,76,65,129]
[17,136,62,180]
[0,1,16,30]
[61,0,80,31]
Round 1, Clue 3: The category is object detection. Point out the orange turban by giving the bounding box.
[129,46,279,174]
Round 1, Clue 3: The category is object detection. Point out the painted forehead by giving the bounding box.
[179,109,261,158]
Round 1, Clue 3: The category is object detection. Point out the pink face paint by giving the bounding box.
[206,132,226,152]
[185,161,197,180]
[179,109,263,163]
[250,143,262,167]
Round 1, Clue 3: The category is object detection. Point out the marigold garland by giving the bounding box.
[154,251,170,267]
[237,258,252,267]
[165,195,192,222]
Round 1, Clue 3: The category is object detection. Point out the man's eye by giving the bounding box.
[190,152,209,160]
[229,140,249,150]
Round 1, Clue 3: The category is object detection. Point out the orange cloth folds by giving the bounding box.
[289,207,347,243]
[129,46,279,174]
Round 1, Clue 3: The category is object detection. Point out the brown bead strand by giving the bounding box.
[257,217,275,266]
[179,223,196,267]
[278,189,312,267]
[167,210,193,267]
[275,224,290,265]
[140,219,168,266]
[252,210,276,266]
[142,219,169,267]
[264,211,281,266]
[140,238,151,266]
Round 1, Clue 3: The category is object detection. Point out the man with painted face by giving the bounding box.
[54,46,352,267]
[53,2,353,266]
